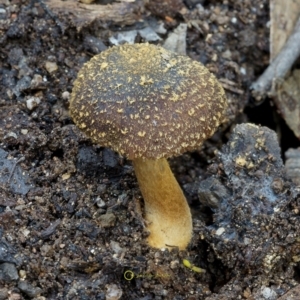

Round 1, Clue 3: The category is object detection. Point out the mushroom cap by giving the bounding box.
[70,43,227,160]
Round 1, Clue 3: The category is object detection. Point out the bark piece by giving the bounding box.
[270,0,300,60]
[45,0,143,31]
[285,147,300,185]
[251,15,300,97]
[273,69,300,139]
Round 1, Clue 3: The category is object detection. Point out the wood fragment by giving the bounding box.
[45,0,143,31]
[270,0,300,60]
[251,15,300,97]
[277,284,300,300]
[219,78,244,95]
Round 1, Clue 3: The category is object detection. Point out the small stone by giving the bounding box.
[83,35,107,54]
[170,260,179,269]
[21,129,28,135]
[97,184,107,194]
[19,270,26,279]
[216,15,229,25]
[30,74,43,89]
[95,197,106,208]
[26,97,41,110]
[231,17,237,24]
[215,227,225,236]
[5,132,18,139]
[99,213,116,228]
[40,244,53,257]
[62,91,70,100]
[0,263,19,282]
[7,293,21,300]
[61,173,71,180]
[13,76,31,97]
[261,286,277,300]
[110,241,124,255]
[0,288,8,300]
[18,280,42,298]
[222,49,232,60]
[21,228,30,237]
[45,61,58,73]
[105,284,122,300]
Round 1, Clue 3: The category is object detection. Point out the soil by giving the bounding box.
[0,0,300,299]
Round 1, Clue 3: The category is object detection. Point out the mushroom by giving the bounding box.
[69,43,227,249]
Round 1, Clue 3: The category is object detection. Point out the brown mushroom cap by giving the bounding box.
[70,43,227,160]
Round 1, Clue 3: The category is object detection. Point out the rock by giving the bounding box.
[102,148,119,168]
[105,284,122,300]
[7,293,21,300]
[163,23,187,55]
[61,91,70,100]
[83,35,107,54]
[45,61,58,73]
[198,177,229,209]
[0,238,18,264]
[99,213,116,228]
[8,47,24,67]
[0,288,8,300]
[95,197,106,208]
[18,280,42,298]
[110,241,124,255]
[0,262,19,282]
[260,286,277,300]
[13,75,31,97]
[26,97,41,110]
[0,148,33,195]
[30,74,43,89]
[201,123,293,271]
[76,146,103,176]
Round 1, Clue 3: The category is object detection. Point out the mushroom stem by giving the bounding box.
[133,157,192,250]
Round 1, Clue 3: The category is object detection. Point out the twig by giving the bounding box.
[251,14,300,99]
[7,157,25,183]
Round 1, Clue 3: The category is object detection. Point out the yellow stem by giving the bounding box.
[133,157,192,249]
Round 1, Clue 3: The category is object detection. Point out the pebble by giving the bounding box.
[215,227,225,236]
[13,76,31,97]
[95,197,106,208]
[261,286,277,300]
[106,284,122,300]
[26,97,41,110]
[30,74,43,89]
[7,293,21,300]
[170,260,179,269]
[40,244,53,257]
[0,288,8,300]
[19,269,26,279]
[62,91,70,100]
[110,241,124,255]
[18,280,42,298]
[0,262,19,282]
[99,213,116,228]
[45,61,58,73]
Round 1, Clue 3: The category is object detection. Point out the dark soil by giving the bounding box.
[0,0,300,299]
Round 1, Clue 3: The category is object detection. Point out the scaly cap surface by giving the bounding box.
[70,43,227,159]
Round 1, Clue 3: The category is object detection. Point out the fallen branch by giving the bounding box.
[251,14,300,99]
